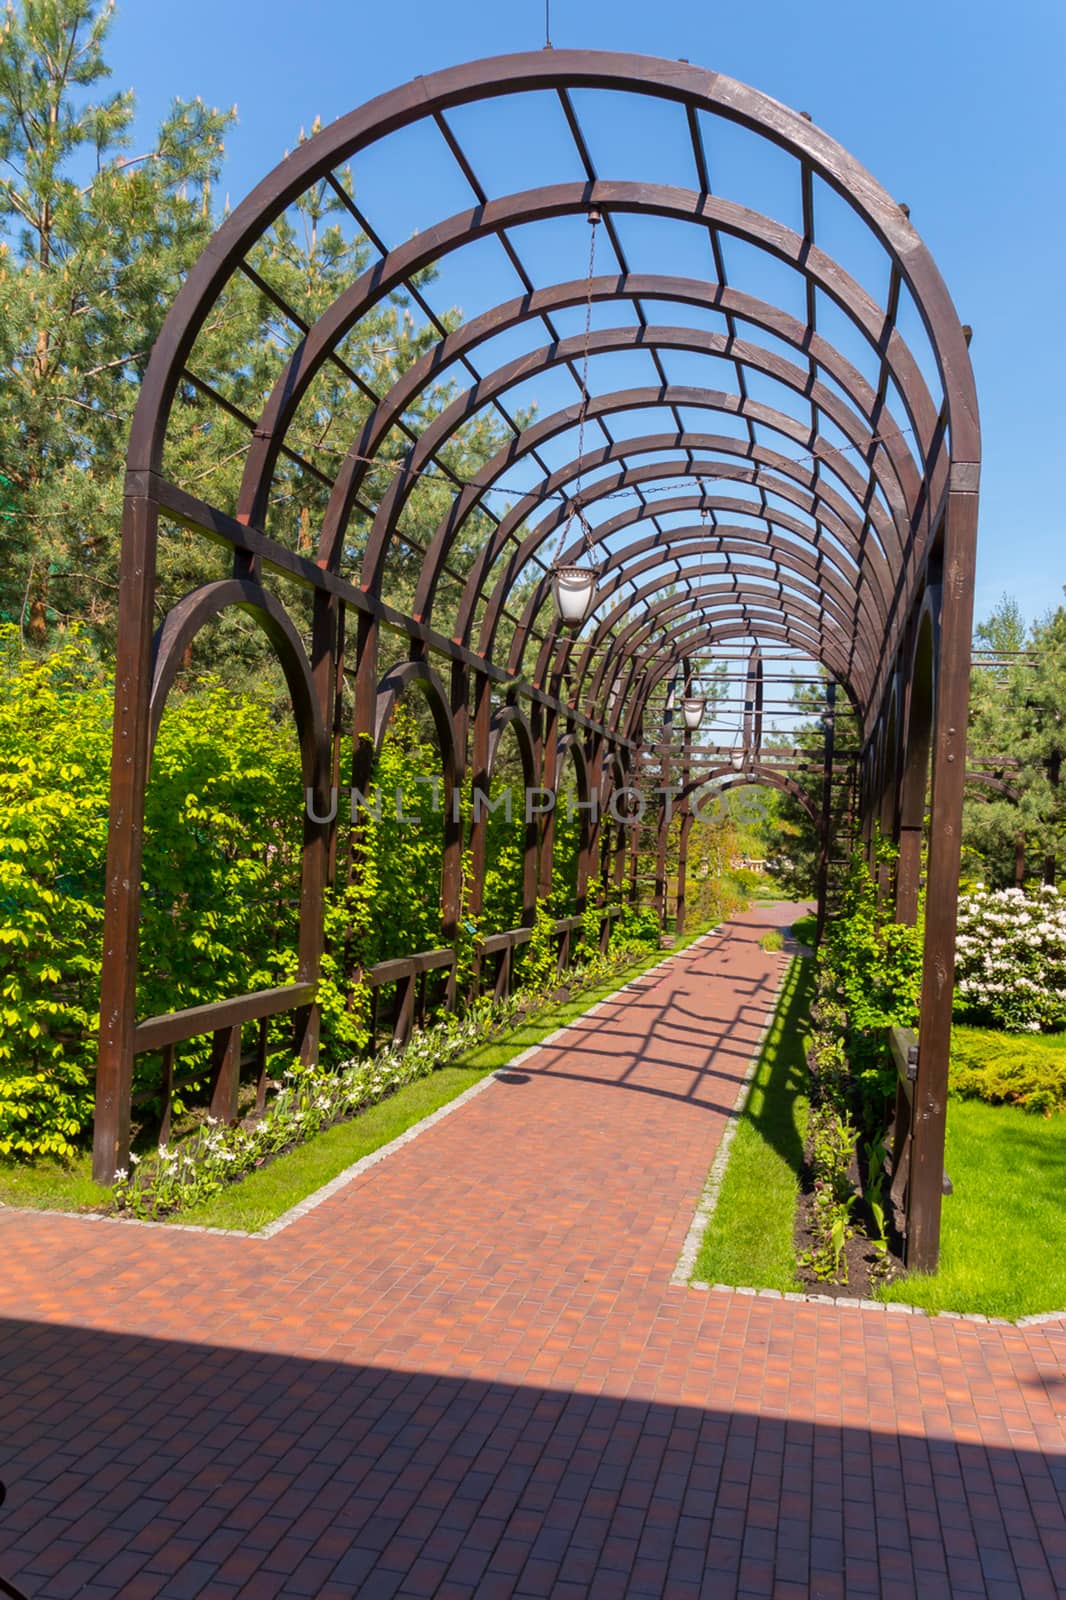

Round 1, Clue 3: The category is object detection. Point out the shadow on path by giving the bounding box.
[0,1318,1063,1600]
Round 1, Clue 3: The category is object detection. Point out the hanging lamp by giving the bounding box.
[681,684,706,730]
[551,209,601,629]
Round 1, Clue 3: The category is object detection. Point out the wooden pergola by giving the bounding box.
[93,51,979,1269]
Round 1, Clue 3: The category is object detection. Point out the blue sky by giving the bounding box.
[105,0,1065,628]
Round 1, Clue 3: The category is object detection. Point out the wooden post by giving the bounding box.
[295,583,340,1070]
[815,681,837,946]
[393,973,415,1045]
[909,488,978,1272]
[676,725,692,937]
[536,705,559,903]
[254,1018,270,1113]
[653,676,676,929]
[159,1044,176,1146]
[209,1024,241,1123]
[94,492,159,1183]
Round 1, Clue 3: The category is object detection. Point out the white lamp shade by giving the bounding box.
[681,696,705,731]
[551,564,597,626]
[730,751,745,771]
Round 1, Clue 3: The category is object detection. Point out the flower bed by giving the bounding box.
[795,844,920,1291]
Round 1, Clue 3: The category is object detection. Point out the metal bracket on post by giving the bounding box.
[887,1026,952,1218]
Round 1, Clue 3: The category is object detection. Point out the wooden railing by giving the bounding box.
[125,902,626,1131]
[130,981,316,1137]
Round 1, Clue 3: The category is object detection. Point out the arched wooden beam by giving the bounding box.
[303,272,936,585]
[579,589,863,731]
[365,320,915,603]
[482,447,896,691]
[481,449,894,660]
[455,423,891,650]
[486,703,536,787]
[560,537,867,717]
[233,182,933,549]
[607,617,863,744]
[564,542,865,690]
[561,561,866,707]
[678,764,823,832]
[964,771,1020,803]
[373,660,463,784]
[148,579,326,789]
[128,50,974,499]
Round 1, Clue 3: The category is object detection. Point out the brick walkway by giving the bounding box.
[0,904,1063,1599]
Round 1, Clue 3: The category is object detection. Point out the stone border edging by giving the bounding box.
[686,1281,1066,1328]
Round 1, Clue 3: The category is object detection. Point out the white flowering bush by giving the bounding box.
[953,884,1066,1033]
[112,944,644,1219]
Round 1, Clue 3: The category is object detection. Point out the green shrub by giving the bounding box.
[950,1026,1066,1115]
[0,632,110,1155]
[0,628,309,1155]
[823,845,923,1038]
[608,902,660,951]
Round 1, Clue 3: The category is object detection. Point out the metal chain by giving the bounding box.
[553,209,600,565]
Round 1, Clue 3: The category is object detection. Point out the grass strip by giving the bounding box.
[691,955,814,1292]
[0,1152,106,1213]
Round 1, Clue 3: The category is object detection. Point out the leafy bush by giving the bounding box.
[608,902,660,951]
[822,846,922,1038]
[0,633,110,1155]
[953,885,1066,1033]
[798,840,924,1285]
[950,1026,1066,1114]
[0,628,314,1156]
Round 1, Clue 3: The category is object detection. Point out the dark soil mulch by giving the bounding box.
[793,1137,907,1299]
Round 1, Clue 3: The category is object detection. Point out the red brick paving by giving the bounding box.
[0,903,1063,1598]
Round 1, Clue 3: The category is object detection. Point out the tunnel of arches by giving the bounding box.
[94,51,979,1269]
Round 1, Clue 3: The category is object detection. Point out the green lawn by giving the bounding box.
[0,922,718,1231]
[883,1095,1066,1318]
[0,1151,108,1213]
[691,956,813,1291]
[790,911,818,949]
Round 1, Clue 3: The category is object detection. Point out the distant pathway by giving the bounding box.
[0,904,1063,1598]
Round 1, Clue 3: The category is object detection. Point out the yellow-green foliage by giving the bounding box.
[950,1025,1066,1115]
[0,628,310,1156]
